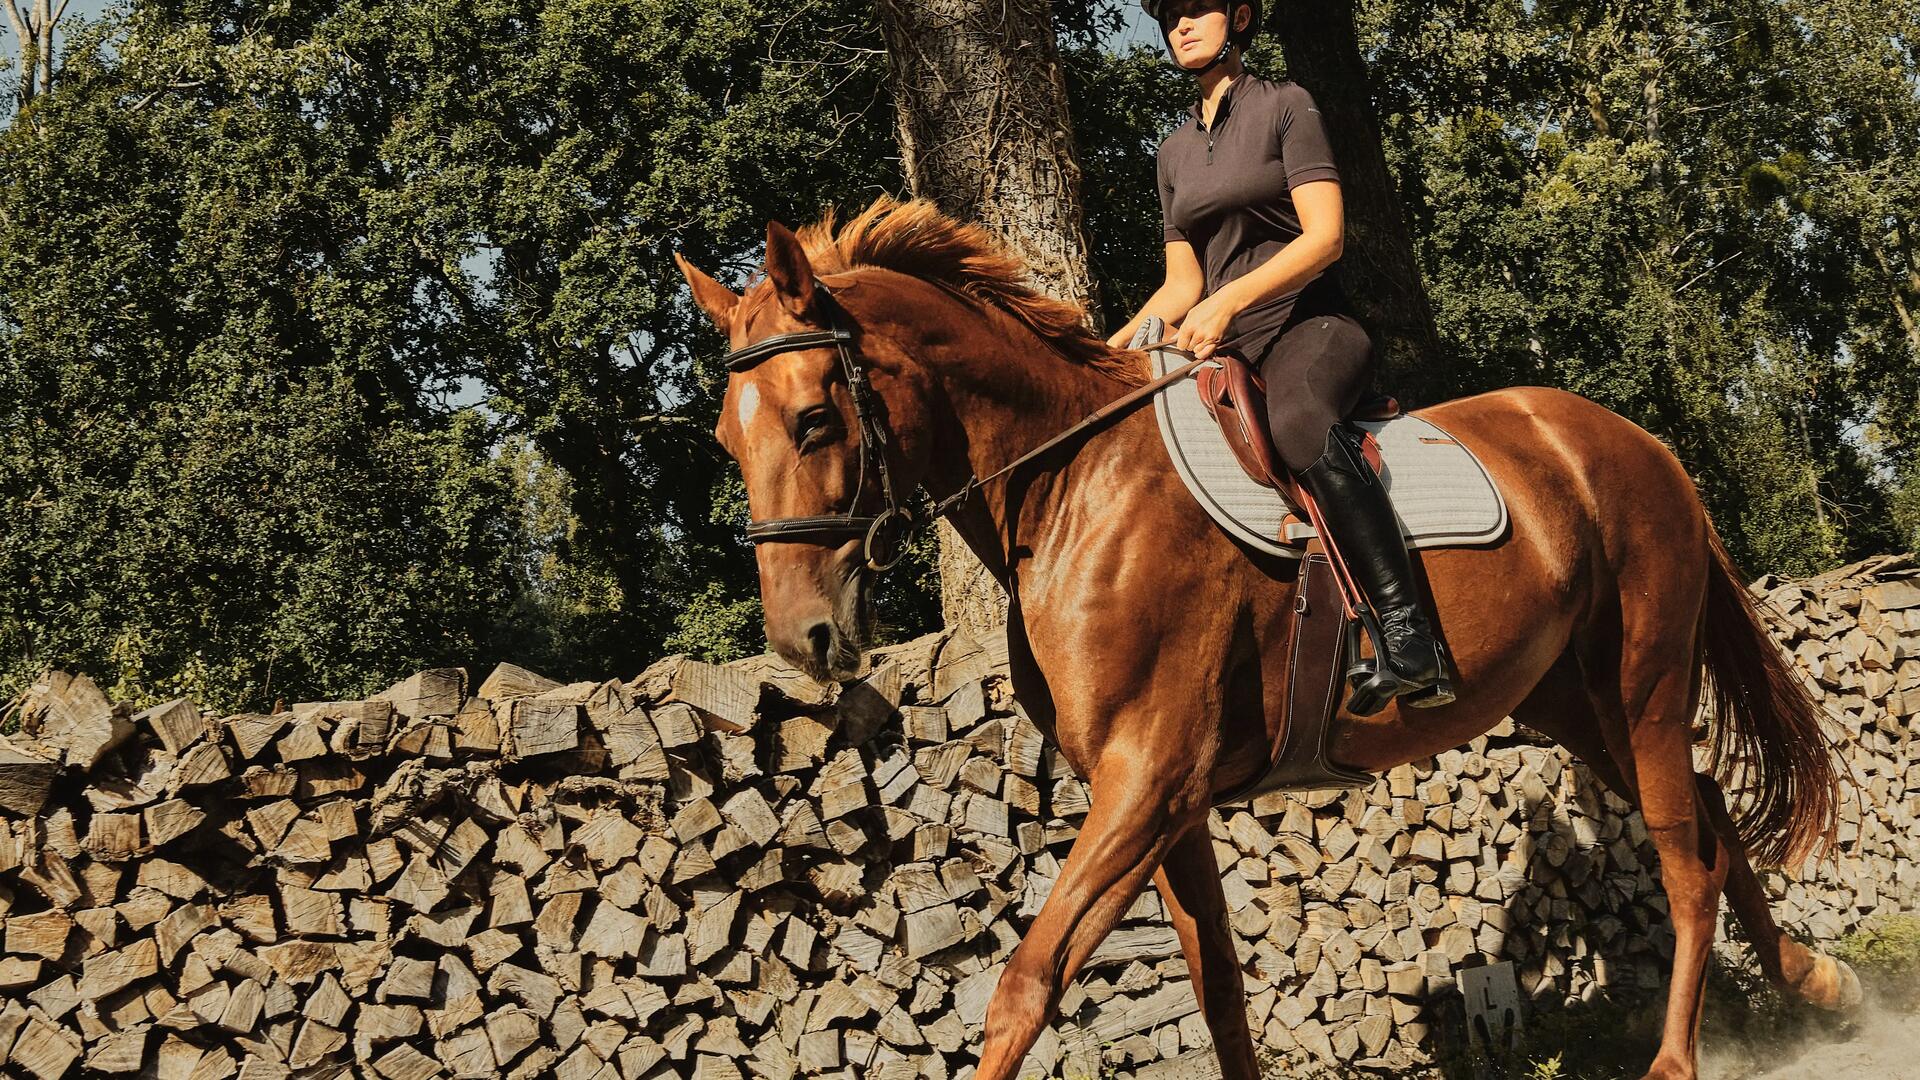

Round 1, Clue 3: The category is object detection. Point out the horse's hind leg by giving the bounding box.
[1611,664,1727,1080]
[1519,665,1861,1029]
[1694,774,1861,1011]
[1598,549,1732,1080]
[1154,821,1260,1079]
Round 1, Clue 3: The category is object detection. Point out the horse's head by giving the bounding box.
[676,221,937,682]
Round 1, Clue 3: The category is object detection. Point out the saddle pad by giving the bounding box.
[1149,345,1509,559]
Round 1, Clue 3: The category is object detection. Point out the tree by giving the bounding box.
[0,0,940,706]
[3,0,66,107]
[873,0,1103,636]
[0,15,531,708]
[1362,0,1911,572]
[1270,0,1451,405]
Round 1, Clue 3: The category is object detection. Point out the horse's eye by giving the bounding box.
[795,406,836,448]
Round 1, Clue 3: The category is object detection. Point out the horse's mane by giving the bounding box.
[796,197,1146,385]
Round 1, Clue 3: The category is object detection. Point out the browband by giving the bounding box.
[726,328,850,371]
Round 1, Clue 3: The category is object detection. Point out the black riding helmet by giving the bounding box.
[1142,0,1262,55]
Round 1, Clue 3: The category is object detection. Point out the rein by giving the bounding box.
[721,282,1207,571]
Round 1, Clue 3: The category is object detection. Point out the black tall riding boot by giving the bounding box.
[1297,425,1453,714]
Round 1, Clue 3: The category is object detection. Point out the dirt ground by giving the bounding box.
[1702,1003,1920,1080]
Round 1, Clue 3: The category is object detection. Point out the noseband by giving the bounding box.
[720,281,1206,574]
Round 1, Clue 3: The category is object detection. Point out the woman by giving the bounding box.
[1106,0,1448,711]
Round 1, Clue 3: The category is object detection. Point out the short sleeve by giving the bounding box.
[1277,83,1340,188]
[1156,147,1185,243]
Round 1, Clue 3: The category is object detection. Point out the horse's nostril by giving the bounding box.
[806,621,833,667]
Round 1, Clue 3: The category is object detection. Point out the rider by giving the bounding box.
[1105,0,1449,711]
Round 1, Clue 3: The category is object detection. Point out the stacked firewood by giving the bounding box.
[0,555,1912,1079]
[1744,554,1920,943]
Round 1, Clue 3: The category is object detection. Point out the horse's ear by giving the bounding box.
[763,220,818,319]
[674,251,739,333]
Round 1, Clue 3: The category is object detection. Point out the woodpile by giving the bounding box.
[0,554,1911,1078]
[1747,554,1920,944]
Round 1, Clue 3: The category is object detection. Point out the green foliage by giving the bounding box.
[664,581,764,663]
[1834,914,1920,1011]
[0,18,534,710]
[2,0,912,694]
[4,0,1915,704]
[1833,913,1920,970]
[1525,1053,1566,1080]
[1357,0,1918,572]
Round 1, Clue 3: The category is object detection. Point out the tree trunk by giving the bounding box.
[1270,0,1449,405]
[4,0,61,107]
[874,0,1098,635]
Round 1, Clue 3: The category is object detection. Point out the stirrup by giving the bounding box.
[1341,605,1454,715]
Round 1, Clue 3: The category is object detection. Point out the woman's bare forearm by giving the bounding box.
[1106,282,1205,348]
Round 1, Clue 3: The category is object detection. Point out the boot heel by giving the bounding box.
[1405,676,1454,708]
[1405,641,1454,708]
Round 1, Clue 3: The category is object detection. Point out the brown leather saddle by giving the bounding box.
[1193,353,1400,496]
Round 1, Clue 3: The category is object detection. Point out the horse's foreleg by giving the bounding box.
[975,755,1199,1080]
[1153,821,1260,1080]
[1625,673,1729,1080]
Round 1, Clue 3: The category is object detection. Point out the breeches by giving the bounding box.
[1248,312,1376,475]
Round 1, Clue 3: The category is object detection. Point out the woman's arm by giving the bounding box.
[1105,240,1207,349]
[1172,179,1343,359]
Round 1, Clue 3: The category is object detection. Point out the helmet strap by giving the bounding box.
[1192,39,1234,75]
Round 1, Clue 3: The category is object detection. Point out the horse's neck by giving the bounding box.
[920,317,1130,575]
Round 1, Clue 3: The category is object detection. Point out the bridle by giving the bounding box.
[720,281,1207,573]
[721,283,919,572]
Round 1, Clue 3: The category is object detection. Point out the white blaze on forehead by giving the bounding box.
[736,381,761,428]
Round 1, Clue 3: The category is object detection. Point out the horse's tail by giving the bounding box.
[1698,524,1839,867]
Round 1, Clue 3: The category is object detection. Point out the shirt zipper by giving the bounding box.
[1203,106,1224,164]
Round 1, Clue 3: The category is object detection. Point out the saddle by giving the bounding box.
[1188,355,1390,797]
[1127,321,1404,797]
[1193,353,1398,497]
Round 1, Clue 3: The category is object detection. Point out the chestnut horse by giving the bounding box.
[674,198,1855,1080]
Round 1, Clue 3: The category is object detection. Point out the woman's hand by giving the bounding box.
[1173,288,1244,360]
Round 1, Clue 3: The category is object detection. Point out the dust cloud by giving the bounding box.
[1701,1000,1920,1080]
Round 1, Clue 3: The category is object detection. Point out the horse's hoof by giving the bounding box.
[1824,956,1864,1011]
[1800,954,1864,1011]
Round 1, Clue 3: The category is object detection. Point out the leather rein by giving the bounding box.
[721,282,1206,572]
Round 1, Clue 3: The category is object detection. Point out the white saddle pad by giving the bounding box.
[1146,341,1509,560]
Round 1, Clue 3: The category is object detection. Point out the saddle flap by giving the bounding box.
[1214,547,1373,805]
[1195,357,1284,490]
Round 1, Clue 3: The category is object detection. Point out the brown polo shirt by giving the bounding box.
[1156,75,1343,356]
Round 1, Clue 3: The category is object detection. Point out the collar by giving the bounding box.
[1188,73,1247,122]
